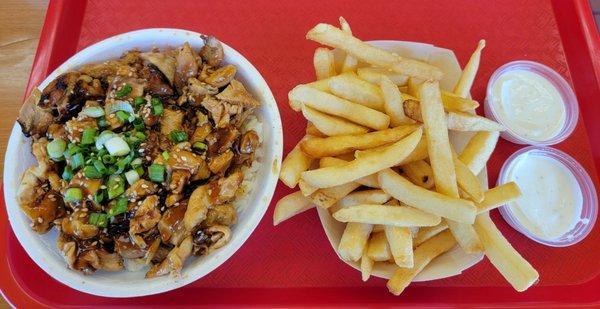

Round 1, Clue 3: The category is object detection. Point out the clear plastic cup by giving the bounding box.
[484,61,579,146]
[497,146,598,247]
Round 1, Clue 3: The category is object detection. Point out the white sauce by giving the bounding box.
[506,153,583,240]
[491,69,566,141]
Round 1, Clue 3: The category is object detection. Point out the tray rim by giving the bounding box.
[2,0,600,307]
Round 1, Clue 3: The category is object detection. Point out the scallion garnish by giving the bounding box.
[83,165,103,179]
[125,169,140,185]
[104,136,130,156]
[92,159,107,174]
[133,96,145,109]
[192,141,208,151]
[81,106,105,118]
[132,118,145,130]
[108,197,128,217]
[61,166,74,181]
[116,110,130,123]
[70,153,85,170]
[64,187,83,203]
[102,154,116,165]
[148,164,165,183]
[89,213,108,227]
[47,139,66,161]
[162,151,170,160]
[169,130,188,143]
[97,117,108,128]
[151,97,163,115]
[81,127,97,145]
[115,84,132,98]
[107,175,125,200]
[93,190,105,204]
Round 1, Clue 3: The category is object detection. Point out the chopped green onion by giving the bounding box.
[81,106,105,118]
[107,165,118,175]
[83,165,103,179]
[148,164,165,183]
[192,141,207,151]
[135,166,145,177]
[132,118,145,130]
[162,151,170,160]
[107,175,125,200]
[61,166,74,181]
[135,131,146,140]
[92,159,107,174]
[104,136,130,156]
[93,190,105,204]
[133,96,146,109]
[102,154,116,165]
[64,187,83,203]
[70,153,85,170]
[169,130,188,143]
[115,155,133,174]
[115,84,132,98]
[47,139,66,160]
[65,143,81,159]
[151,97,163,115]
[116,110,130,123]
[89,213,108,227]
[81,128,97,145]
[95,130,115,150]
[131,158,143,168]
[97,117,108,128]
[108,197,128,217]
[125,169,140,185]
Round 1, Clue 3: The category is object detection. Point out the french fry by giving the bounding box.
[280,137,314,188]
[378,169,476,223]
[452,148,484,203]
[381,76,415,126]
[355,134,429,166]
[367,232,392,261]
[361,255,374,281]
[418,80,457,196]
[447,111,505,132]
[476,182,522,214]
[387,230,456,295]
[372,225,385,233]
[401,160,435,189]
[337,189,391,208]
[454,40,486,98]
[418,81,482,252]
[406,77,422,97]
[318,157,380,188]
[300,125,418,158]
[273,191,315,225]
[309,181,360,209]
[298,179,318,196]
[302,105,369,136]
[289,85,390,130]
[305,121,327,137]
[440,91,480,112]
[328,72,385,111]
[302,128,422,188]
[474,213,539,291]
[338,222,374,262]
[413,222,449,247]
[384,226,414,268]
[459,131,500,175]
[333,204,441,227]
[339,17,359,73]
[314,47,336,80]
[306,78,330,91]
[306,24,443,80]
[357,67,409,85]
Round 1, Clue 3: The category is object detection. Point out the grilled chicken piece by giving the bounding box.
[145,236,192,278]
[65,117,98,143]
[47,123,68,141]
[200,36,224,67]
[20,188,62,233]
[115,234,145,259]
[191,123,212,144]
[61,210,99,240]
[187,78,218,104]
[75,249,124,273]
[204,204,237,226]
[129,195,161,235]
[192,225,231,256]
[212,171,243,204]
[39,72,104,121]
[107,76,146,100]
[206,126,240,155]
[169,169,191,194]
[80,60,137,80]
[167,149,204,175]
[174,42,199,93]
[216,79,260,108]
[125,179,158,201]
[208,150,234,174]
[17,88,53,138]
[69,172,102,198]
[160,109,184,136]
[139,64,174,96]
[166,194,184,207]
[57,233,78,268]
[201,96,230,128]
[184,185,211,231]
[158,201,188,245]
[140,52,176,85]
[204,64,236,88]
[239,130,259,154]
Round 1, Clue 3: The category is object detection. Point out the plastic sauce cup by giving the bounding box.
[484,61,579,146]
[497,146,597,247]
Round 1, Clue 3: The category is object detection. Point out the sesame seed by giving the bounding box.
[91,241,98,246]
[37,217,43,223]
[146,156,151,161]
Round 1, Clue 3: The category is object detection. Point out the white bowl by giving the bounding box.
[3,28,283,297]
[317,40,487,281]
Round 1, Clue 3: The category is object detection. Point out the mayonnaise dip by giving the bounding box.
[490,69,566,142]
[505,153,583,240]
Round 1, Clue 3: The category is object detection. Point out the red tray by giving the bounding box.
[2,0,600,307]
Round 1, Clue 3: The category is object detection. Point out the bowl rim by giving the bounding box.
[3,28,283,297]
